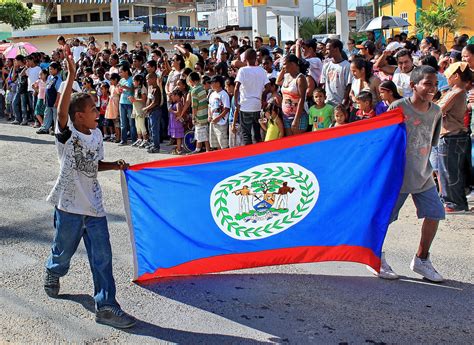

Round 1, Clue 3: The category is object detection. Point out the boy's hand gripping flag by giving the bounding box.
[122,110,406,282]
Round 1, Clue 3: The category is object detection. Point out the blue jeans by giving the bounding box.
[149,108,162,149]
[119,103,136,143]
[41,106,57,131]
[46,208,119,310]
[12,91,22,122]
[390,186,445,223]
[438,134,470,211]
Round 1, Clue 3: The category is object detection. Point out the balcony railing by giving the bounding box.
[207,6,239,31]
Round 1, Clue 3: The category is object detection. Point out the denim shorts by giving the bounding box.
[283,113,308,130]
[429,146,439,171]
[390,186,445,223]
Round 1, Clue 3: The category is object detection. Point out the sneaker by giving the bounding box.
[410,254,444,282]
[445,206,466,214]
[366,252,399,280]
[95,306,136,329]
[11,120,20,125]
[147,146,160,153]
[131,139,142,147]
[103,135,110,141]
[117,141,128,146]
[49,128,55,136]
[20,120,28,126]
[44,271,60,297]
[36,128,49,134]
[138,140,148,149]
[144,140,153,149]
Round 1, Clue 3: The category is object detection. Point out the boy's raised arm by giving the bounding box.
[57,55,76,130]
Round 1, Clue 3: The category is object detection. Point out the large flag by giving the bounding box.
[122,109,406,282]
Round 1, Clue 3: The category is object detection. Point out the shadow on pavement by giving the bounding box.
[137,272,473,343]
[0,134,54,145]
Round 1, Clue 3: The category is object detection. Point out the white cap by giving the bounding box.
[385,41,402,52]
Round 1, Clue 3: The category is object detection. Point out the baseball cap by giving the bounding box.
[385,41,402,52]
[356,40,376,53]
[272,47,283,55]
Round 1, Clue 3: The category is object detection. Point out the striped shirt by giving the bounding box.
[191,84,209,125]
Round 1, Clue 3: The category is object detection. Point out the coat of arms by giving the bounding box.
[210,163,319,240]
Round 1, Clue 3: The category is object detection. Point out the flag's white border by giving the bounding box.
[121,171,139,281]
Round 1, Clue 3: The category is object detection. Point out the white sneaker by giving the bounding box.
[366,252,399,280]
[410,254,444,283]
[131,139,142,147]
[138,140,149,149]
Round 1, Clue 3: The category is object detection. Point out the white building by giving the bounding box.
[207,0,314,43]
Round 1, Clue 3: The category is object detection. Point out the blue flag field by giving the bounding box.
[122,109,406,282]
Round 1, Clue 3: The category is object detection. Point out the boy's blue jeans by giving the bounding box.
[149,108,162,149]
[41,107,57,130]
[46,208,119,310]
[119,103,137,144]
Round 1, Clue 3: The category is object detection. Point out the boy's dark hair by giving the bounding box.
[356,90,373,103]
[15,54,25,62]
[410,65,436,84]
[200,47,209,54]
[146,59,157,69]
[420,55,440,71]
[183,43,193,53]
[202,75,211,84]
[84,67,93,74]
[188,71,201,82]
[182,67,193,78]
[225,76,235,86]
[313,87,326,96]
[69,93,93,122]
[328,39,343,53]
[303,39,317,50]
[49,61,61,71]
[109,72,120,82]
[133,74,144,84]
[245,48,257,62]
[395,49,412,60]
[210,75,224,88]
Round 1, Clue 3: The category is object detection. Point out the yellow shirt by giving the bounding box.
[265,119,281,142]
[185,53,198,71]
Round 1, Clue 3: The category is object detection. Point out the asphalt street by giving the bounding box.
[0,118,472,344]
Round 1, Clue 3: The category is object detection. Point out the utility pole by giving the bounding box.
[373,0,379,17]
[325,0,329,34]
[111,0,121,46]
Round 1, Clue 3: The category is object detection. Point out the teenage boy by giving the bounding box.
[44,55,136,328]
[143,72,162,153]
[36,62,62,134]
[208,75,230,150]
[369,65,445,282]
[188,72,210,153]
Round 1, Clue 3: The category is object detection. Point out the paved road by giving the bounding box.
[0,119,472,344]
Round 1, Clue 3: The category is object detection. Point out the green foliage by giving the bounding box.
[415,0,466,44]
[0,0,34,30]
[299,15,336,40]
[251,178,283,193]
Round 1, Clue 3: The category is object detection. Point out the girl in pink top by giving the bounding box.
[105,73,121,142]
[33,69,48,126]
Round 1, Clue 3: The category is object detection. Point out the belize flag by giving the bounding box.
[122,109,406,282]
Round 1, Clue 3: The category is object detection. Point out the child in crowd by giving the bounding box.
[225,77,243,148]
[105,73,121,143]
[142,73,163,154]
[202,75,212,96]
[309,87,334,131]
[99,82,109,139]
[168,89,185,154]
[331,105,349,127]
[36,62,62,134]
[44,55,136,329]
[188,72,210,153]
[352,91,375,121]
[129,74,148,148]
[371,65,445,282]
[33,69,48,127]
[376,80,402,115]
[208,75,230,150]
[260,101,284,141]
[118,66,135,146]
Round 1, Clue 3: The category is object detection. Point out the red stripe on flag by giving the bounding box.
[134,245,380,282]
[129,109,404,171]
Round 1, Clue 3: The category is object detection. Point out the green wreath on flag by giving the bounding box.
[212,165,316,239]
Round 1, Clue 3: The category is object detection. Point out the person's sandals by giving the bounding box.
[171,148,182,155]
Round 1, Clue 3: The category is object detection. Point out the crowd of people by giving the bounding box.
[9,32,469,328]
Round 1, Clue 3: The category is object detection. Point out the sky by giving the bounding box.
[313,0,360,16]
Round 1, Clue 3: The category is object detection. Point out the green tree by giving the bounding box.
[415,0,466,45]
[299,15,336,40]
[0,0,34,30]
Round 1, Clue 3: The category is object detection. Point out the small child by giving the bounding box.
[188,72,210,153]
[225,77,243,148]
[376,80,402,115]
[260,101,284,141]
[142,73,163,154]
[99,82,110,139]
[352,91,375,121]
[202,75,212,97]
[208,75,230,150]
[331,105,349,127]
[309,88,334,131]
[168,89,185,154]
[33,69,48,127]
[129,74,148,148]
[105,73,121,143]
[37,62,62,134]
[44,55,135,328]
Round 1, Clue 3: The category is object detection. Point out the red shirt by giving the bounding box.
[356,109,376,120]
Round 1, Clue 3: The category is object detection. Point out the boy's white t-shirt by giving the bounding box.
[235,66,269,112]
[58,80,82,94]
[209,89,230,126]
[26,66,42,92]
[47,122,106,217]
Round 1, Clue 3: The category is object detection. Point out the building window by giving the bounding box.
[119,10,129,20]
[103,12,111,21]
[134,6,149,26]
[73,14,88,23]
[90,12,100,22]
[178,16,190,28]
[152,8,166,26]
[399,12,408,33]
